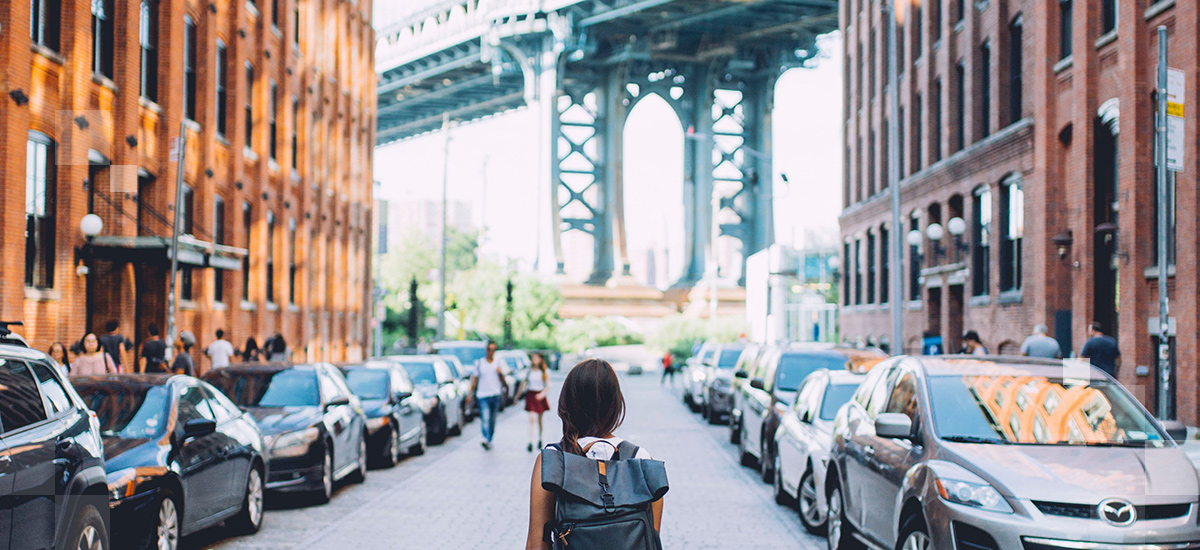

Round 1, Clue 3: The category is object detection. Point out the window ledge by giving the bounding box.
[288,304,300,313]
[1144,265,1177,280]
[24,287,60,302]
[290,169,301,183]
[1053,56,1074,74]
[245,0,259,17]
[268,159,280,172]
[933,39,943,51]
[906,300,923,311]
[954,20,966,33]
[1146,0,1175,20]
[1095,30,1118,50]
[139,97,163,113]
[92,73,118,92]
[240,300,257,311]
[216,135,230,147]
[271,25,282,39]
[244,147,259,161]
[183,119,201,132]
[266,302,279,312]
[997,289,1023,304]
[31,44,64,64]
[213,301,227,311]
[975,0,990,11]
[968,295,991,307]
[179,299,199,311]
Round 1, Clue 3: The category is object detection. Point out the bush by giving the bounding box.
[555,317,643,353]
[647,316,751,361]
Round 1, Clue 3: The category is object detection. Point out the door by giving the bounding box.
[0,359,56,550]
[319,371,353,471]
[745,351,777,456]
[391,370,422,444]
[434,360,460,427]
[29,361,81,542]
[843,365,896,530]
[863,369,923,543]
[176,383,229,524]
[202,385,253,512]
[780,377,821,493]
[1093,119,1120,339]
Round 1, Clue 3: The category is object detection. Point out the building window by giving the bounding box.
[180,183,194,235]
[293,7,300,46]
[1000,177,1023,291]
[867,232,877,304]
[972,187,991,296]
[25,132,56,289]
[214,197,226,303]
[245,63,254,148]
[880,225,890,304]
[291,98,299,170]
[183,16,196,121]
[856,40,864,109]
[1059,0,1072,60]
[955,0,964,23]
[138,0,157,101]
[288,218,297,304]
[854,239,863,305]
[181,267,193,300]
[271,0,279,28]
[1101,0,1116,35]
[266,211,276,304]
[913,4,922,61]
[242,202,252,301]
[868,131,876,197]
[913,93,923,173]
[868,30,876,99]
[955,62,966,152]
[31,0,61,50]
[269,80,278,161]
[1008,16,1023,125]
[92,0,113,78]
[932,80,943,162]
[216,41,227,137]
[908,214,921,300]
[979,42,991,139]
[932,0,942,41]
[843,242,852,306]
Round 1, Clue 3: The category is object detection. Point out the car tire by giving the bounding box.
[314,448,334,505]
[773,454,793,506]
[798,468,825,535]
[379,426,400,467]
[895,515,931,550]
[346,433,368,484]
[229,466,265,534]
[428,409,448,445]
[408,422,427,456]
[826,482,863,550]
[64,500,109,550]
[148,491,180,550]
[760,439,775,484]
[730,417,741,444]
[738,425,757,468]
[448,407,464,436]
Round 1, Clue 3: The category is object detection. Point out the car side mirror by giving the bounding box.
[874,413,914,440]
[1161,420,1189,443]
[393,391,412,403]
[326,396,351,409]
[183,418,217,439]
[749,378,765,391]
[734,371,748,379]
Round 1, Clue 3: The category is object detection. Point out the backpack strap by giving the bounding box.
[614,440,640,461]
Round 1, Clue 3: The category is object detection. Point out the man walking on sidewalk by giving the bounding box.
[1081,322,1122,377]
[205,329,235,370]
[471,341,509,450]
[98,321,133,373]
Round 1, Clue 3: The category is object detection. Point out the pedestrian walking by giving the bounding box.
[962,331,988,356]
[1020,324,1063,359]
[48,342,71,376]
[526,358,667,550]
[1081,322,1122,377]
[526,352,551,452]
[98,320,133,373]
[140,323,168,373]
[660,351,675,386]
[239,337,262,362]
[73,333,118,376]
[205,329,235,369]
[267,333,289,362]
[170,331,196,376]
[471,341,510,450]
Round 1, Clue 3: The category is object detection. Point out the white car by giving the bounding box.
[682,343,717,411]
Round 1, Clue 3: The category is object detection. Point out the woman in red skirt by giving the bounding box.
[525,352,551,452]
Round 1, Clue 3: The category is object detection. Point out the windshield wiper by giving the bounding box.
[941,435,1013,445]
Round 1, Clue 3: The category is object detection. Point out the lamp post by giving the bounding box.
[947,217,968,262]
[80,214,103,333]
[926,222,945,263]
[884,0,908,356]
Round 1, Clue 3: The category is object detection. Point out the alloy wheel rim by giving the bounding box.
[323,452,333,497]
[389,429,399,462]
[77,524,102,550]
[247,469,264,526]
[774,455,783,494]
[902,531,930,550]
[359,437,368,473]
[158,497,178,550]
[826,489,842,550]
[800,473,820,525]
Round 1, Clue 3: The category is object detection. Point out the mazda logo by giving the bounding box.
[1098,499,1137,526]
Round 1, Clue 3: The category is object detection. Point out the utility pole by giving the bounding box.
[885,0,905,355]
[1155,27,1173,419]
[165,122,188,357]
[437,113,451,342]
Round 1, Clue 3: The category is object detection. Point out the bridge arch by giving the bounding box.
[622,93,686,289]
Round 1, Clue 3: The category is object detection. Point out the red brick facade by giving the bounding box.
[838,0,1200,423]
[0,0,377,371]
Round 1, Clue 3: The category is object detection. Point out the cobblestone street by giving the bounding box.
[193,371,823,549]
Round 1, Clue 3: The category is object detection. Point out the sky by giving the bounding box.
[374,32,845,287]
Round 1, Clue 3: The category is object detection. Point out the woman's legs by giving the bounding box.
[536,411,544,444]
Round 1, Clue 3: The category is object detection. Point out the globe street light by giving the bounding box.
[80,213,103,239]
[906,229,923,247]
[947,217,968,261]
[79,213,103,333]
[925,223,945,242]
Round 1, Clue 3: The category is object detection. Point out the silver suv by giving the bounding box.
[826,356,1200,550]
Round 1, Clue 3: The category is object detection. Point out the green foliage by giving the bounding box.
[647,316,751,360]
[555,317,643,353]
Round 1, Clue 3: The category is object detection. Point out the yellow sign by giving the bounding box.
[1168,102,1185,118]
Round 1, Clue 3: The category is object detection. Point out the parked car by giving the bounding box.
[735,344,884,483]
[705,344,761,425]
[684,343,742,412]
[203,363,368,504]
[342,361,428,466]
[432,341,488,373]
[437,355,476,419]
[728,345,767,442]
[681,343,716,410]
[496,350,531,406]
[771,369,864,534]
[825,355,1198,550]
[0,341,110,550]
[75,375,267,548]
[388,355,465,444]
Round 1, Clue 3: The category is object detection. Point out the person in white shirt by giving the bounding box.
[472,341,510,450]
[205,329,236,370]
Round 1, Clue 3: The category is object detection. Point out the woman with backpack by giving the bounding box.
[72,333,118,376]
[525,352,552,452]
[526,359,668,550]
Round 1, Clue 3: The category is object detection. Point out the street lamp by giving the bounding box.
[947,217,968,261]
[80,213,104,239]
[925,223,947,263]
[79,213,103,332]
[906,229,925,266]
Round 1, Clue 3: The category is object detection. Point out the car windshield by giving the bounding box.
[401,362,438,385]
[75,384,169,439]
[436,345,486,367]
[716,349,742,368]
[928,375,1169,447]
[820,383,860,420]
[345,370,390,400]
[777,354,850,392]
[207,370,320,407]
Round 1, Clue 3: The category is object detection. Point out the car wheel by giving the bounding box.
[314,448,334,504]
[896,515,931,550]
[730,417,741,444]
[229,466,265,534]
[152,492,180,550]
[347,434,368,484]
[798,468,825,535]
[738,425,757,468]
[428,408,448,445]
[760,439,775,483]
[380,426,400,467]
[773,453,793,506]
[408,422,427,456]
[65,501,108,550]
[826,483,862,550]
[448,406,464,436]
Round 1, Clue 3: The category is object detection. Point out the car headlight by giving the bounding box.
[366,416,390,431]
[107,467,166,501]
[692,370,706,382]
[935,476,1012,513]
[269,427,321,458]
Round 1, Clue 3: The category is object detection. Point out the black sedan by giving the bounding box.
[341,361,428,466]
[203,363,368,504]
[74,375,267,550]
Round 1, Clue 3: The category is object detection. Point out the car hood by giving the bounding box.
[248,406,323,436]
[102,436,164,472]
[361,399,391,418]
[944,443,1199,504]
[414,384,441,398]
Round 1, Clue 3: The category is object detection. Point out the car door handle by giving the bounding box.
[57,440,74,454]
[864,446,875,456]
[0,455,10,466]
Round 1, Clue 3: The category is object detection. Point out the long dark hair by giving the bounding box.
[558,359,625,456]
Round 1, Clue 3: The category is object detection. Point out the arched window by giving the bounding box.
[25,131,57,289]
[972,186,991,297]
[1000,175,1023,291]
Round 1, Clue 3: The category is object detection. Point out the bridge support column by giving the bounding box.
[677,65,715,287]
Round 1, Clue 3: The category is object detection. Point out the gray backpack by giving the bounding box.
[541,441,669,550]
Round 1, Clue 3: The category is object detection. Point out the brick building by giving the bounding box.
[837,0,1200,422]
[0,0,377,370]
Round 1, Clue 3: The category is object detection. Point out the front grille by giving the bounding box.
[1140,503,1191,520]
[1033,501,1191,521]
[953,521,999,550]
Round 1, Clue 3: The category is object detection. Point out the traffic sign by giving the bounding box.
[1166,68,1184,172]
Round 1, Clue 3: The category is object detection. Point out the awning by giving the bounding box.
[88,235,248,270]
